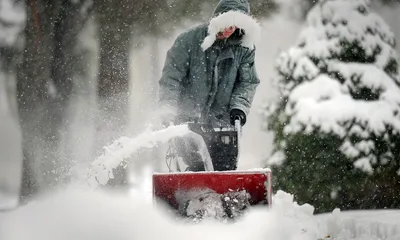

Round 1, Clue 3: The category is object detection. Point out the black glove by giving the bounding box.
[230,109,246,126]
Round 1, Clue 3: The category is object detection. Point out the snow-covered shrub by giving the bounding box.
[265,0,400,212]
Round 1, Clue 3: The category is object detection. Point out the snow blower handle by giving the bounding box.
[234,118,242,159]
[234,118,242,137]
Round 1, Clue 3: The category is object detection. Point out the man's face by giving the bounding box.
[216,26,237,39]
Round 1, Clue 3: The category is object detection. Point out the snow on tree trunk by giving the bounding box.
[265,0,400,212]
[0,0,25,210]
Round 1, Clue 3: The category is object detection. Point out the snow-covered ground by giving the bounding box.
[0,186,399,240]
[317,210,400,240]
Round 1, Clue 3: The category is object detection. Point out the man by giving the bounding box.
[158,0,260,171]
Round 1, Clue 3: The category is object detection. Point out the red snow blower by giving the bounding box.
[152,119,272,220]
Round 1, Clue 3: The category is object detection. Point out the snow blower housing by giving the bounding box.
[152,121,272,220]
[153,170,272,216]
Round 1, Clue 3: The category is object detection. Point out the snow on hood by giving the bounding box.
[201,10,261,51]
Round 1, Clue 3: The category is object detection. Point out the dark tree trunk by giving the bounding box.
[17,0,53,199]
[95,0,153,98]
[18,0,92,199]
[52,0,76,99]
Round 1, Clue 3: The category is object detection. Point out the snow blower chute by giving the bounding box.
[152,120,272,220]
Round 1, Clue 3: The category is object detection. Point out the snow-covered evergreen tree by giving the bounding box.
[265,0,400,212]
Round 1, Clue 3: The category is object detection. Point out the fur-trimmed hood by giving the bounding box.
[201,0,261,51]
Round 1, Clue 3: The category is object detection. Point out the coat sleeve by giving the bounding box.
[158,33,190,117]
[229,48,260,116]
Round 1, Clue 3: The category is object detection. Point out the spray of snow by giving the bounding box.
[85,122,217,188]
[85,125,191,187]
[177,189,226,221]
[175,188,251,222]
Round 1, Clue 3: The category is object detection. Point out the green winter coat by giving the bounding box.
[159,0,260,126]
